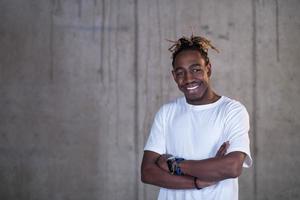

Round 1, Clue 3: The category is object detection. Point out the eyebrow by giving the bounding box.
[189,63,202,68]
[174,67,184,72]
[174,63,202,71]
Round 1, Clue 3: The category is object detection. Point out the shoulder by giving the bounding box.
[220,96,249,125]
[156,96,186,118]
[162,96,185,109]
[220,96,248,114]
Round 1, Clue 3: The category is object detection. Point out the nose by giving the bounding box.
[184,71,195,83]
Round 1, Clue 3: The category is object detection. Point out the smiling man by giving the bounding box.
[141,35,252,200]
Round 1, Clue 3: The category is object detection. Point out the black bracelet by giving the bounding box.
[194,177,201,190]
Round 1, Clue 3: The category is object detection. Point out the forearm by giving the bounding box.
[180,152,246,182]
[142,163,212,189]
[141,151,214,189]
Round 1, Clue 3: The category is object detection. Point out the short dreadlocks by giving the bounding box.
[167,35,219,68]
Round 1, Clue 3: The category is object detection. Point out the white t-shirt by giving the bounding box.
[144,96,252,200]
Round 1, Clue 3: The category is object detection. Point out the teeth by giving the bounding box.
[187,85,199,90]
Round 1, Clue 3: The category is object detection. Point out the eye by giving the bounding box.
[191,68,202,74]
[175,71,184,77]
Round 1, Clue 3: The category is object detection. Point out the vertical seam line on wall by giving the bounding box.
[252,0,257,199]
[99,0,105,83]
[156,0,163,101]
[92,0,96,39]
[115,0,120,146]
[134,0,139,199]
[275,0,280,61]
[77,0,82,18]
[50,0,54,82]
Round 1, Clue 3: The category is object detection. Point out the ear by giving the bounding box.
[206,63,212,77]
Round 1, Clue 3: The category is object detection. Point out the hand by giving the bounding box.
[215,141,229,158]
[155,154,173,172]
[196,178,216,188]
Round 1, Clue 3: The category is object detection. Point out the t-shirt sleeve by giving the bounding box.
[144,106,166,155]
[224,103,253,168]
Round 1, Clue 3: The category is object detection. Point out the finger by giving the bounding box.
[219,142,230,156]
[219,141,230,157]
[216,148,223,157]
[218,142,226,152]
[224,141,230,152]
[218,142,225,151]
[218,148,226,157]
[216,142,226,157]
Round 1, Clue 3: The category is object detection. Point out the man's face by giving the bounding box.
[172,50,211,104]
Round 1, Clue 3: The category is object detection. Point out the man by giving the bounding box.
[141,35,252,200]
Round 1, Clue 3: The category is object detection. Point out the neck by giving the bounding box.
[186,87,220,105]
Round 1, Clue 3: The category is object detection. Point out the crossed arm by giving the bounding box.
[141,142,246,189]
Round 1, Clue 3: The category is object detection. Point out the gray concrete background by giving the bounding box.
[0,0,299,199]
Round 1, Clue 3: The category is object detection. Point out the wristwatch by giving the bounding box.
[167,156,185,175]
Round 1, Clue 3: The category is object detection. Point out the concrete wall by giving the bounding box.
[0,0,299,199]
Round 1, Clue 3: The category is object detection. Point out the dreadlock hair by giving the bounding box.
[167,35,219,68]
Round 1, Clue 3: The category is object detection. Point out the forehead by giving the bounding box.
[173,50,206,69]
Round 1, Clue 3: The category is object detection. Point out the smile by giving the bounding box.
[186,85,199,90]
